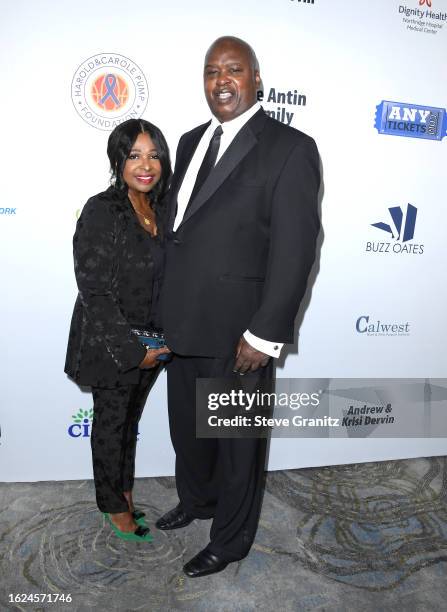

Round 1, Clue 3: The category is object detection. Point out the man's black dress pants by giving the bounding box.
[166,353,273,562]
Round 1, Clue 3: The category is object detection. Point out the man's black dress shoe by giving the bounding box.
[155,504,194,530]
[183,548,229,578]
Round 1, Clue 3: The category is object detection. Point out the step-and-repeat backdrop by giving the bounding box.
[1,0,446,481]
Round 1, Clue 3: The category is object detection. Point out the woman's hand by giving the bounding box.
[139,347,171,369]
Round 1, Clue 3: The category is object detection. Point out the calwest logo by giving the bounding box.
[68,409,93,438]
[71,53,148,131]
[356,315,410,336]
[366,204,424,255]
[375,100,446,140]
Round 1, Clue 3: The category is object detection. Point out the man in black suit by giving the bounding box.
[158,36,320,577]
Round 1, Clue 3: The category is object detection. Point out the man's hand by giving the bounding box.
[139,347,171,369]
[233,337,270,374]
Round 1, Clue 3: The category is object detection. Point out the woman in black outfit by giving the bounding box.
[65,119,171,542]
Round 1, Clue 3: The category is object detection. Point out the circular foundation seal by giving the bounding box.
[71,52,149,131]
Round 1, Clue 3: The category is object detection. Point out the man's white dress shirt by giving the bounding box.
[174,103,283,358]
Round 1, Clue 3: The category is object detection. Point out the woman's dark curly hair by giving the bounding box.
[107,119,171,208]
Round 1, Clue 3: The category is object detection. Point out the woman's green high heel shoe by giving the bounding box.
[131,510,148,527]
[103,513,153,542]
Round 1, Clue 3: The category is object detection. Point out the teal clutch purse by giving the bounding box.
[131,328,171,362]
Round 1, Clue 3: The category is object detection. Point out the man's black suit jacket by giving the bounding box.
[161,108,320,358]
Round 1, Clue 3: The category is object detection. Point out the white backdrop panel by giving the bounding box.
[0,0,446,481]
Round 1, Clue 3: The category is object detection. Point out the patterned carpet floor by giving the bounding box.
[0,456,446,611]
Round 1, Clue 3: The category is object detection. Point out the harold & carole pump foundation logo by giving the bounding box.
[71,53,148,131]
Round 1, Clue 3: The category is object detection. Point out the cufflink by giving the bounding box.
[274,346,279,351]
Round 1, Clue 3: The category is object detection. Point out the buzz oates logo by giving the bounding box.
[71,53,148,131]
[68,408,93,438]
[365,204,424,255]
[398,0,446,35]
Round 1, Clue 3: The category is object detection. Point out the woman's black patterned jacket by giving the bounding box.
[64,186,165,387]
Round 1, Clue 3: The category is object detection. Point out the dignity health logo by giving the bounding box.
[71,53,148,131]
[374,100,447,140]
[366,204,424,255]
[398,0,446,35]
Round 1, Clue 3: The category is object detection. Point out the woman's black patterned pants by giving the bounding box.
[91,368,159,513]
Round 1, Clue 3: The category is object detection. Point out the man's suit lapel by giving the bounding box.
[168,122,210,231]
[177,108,268,230]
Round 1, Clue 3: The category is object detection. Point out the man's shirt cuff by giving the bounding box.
[243,330,283,358]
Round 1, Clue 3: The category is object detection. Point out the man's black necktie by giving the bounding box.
[187,125,223,207]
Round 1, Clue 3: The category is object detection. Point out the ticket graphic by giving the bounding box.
[375,100,447,141]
